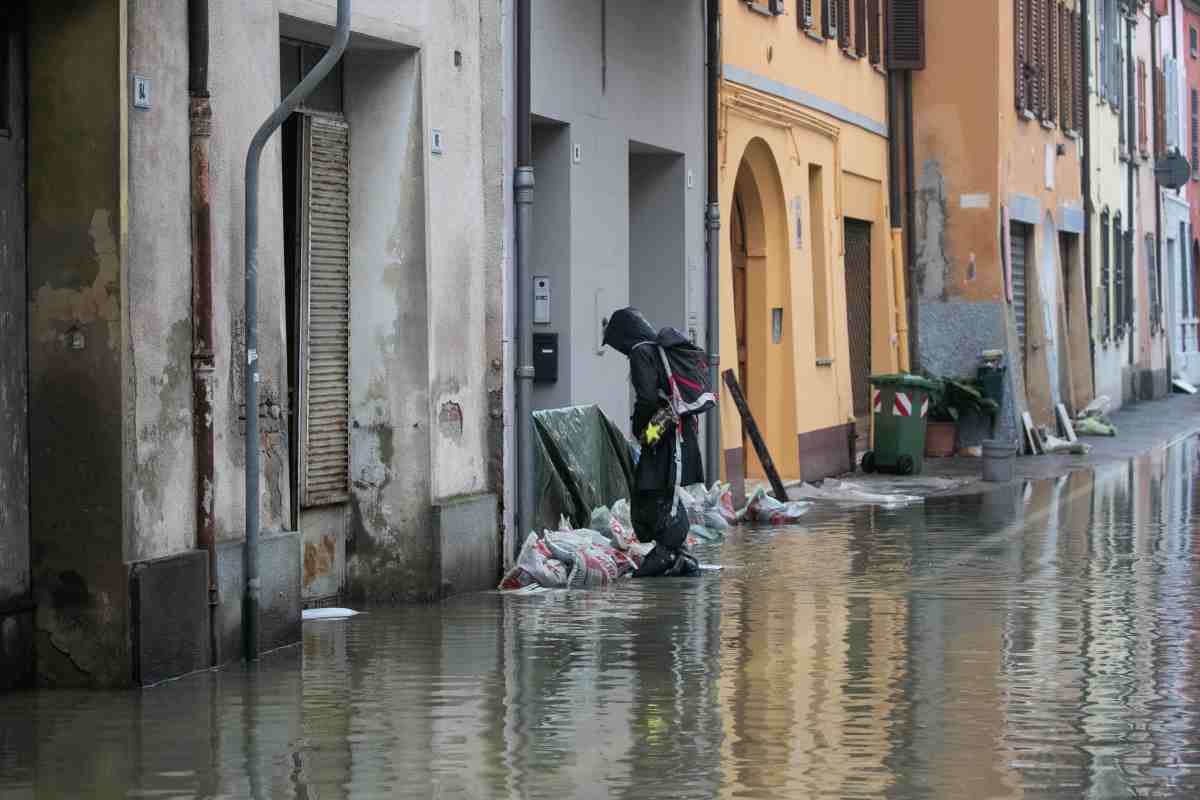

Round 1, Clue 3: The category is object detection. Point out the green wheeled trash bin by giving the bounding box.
[862,374,939,476]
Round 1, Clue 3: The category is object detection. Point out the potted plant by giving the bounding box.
[925,377,999,458]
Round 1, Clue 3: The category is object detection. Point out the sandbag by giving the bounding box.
[738,486,811,525]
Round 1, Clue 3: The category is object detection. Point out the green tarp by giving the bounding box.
[531,404,635,533]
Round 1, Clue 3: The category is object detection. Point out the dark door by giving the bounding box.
[844,219,872,433]
[0,3,30,685]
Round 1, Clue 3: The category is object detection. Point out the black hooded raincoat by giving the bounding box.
[602,307,703,549]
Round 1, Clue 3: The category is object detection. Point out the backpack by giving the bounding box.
[655,327,716,418]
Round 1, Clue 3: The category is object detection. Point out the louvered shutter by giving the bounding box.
[1016,0,1029,112]
[822,0,836,38]
[1047,0,1057,123]
[1100,212,1110,340]
[1167,57,1180,152]
[868,0,881,63]
[1113,215,1123,334]
[1139,59,1148,151]
[1124,230,1134,333]
[1073,11,1083,130]
[1110,0,1121,108]
[839,0,852,48]
[1098,0,1106,102]
[801,0,815,30]
[299,113,351,507]
[1059,3,1070,128]
[1157,65,1167,153]
[1031,0,1044,117]
[887,0,924,70]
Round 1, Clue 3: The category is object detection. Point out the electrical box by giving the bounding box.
[533,276,551,324]
[533,332,558,383]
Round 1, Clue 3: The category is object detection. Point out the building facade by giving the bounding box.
[717,0,905,486]
[912,0,1090,445]
[0,0,504,688]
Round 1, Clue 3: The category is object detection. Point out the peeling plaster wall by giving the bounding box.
[344,49,433,601]
[127,0,195,563]
[28,0,130,687]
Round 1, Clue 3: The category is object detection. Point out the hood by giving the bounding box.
[602,307,657,355]
[656,326,690,348]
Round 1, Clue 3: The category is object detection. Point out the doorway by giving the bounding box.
[729,140,799,480]
[0,2,30,688]
[281,38,351,603]
[843,219,873,440]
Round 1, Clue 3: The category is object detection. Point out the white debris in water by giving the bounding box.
[302,608,361,621]
[789,479,923,506]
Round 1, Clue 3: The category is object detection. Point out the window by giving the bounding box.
[1100,211,1111,342]
[867,0,882,64]
[1147,235,1161,333]
[1193,87,1199,177]
[1191,25,1198,59]
[746,0,786,16]
[823,0,840,39]
[1139,59,1149,153]
[1047,0,1057,123]
[800,0,815,29]
[854,0,868,56]
[1113,213,1123,338]
[838,0,852,49]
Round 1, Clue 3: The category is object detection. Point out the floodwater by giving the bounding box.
[4,439,1200,799]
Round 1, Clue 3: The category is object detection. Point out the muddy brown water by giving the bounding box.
[3,439,1200,798]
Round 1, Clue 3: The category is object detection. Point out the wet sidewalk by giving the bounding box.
[837,392,1200,498]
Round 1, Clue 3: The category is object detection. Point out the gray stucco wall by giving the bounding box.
[530,0,706,433]
[630,152,688,334]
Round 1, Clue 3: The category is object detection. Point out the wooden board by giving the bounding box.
[722,369,789,501]
[1055,403,1077,443]
[1022,412,1042,456]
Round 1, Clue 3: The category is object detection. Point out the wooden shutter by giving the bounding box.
[1031,0,1044,117]
[1110,0,1121,108]
[839,0,852,49]
[299,113,351,507]
[887,0,925,70]
[1124,230,1134,333]
[1016,0,1028,112]
[1113,215,1123,334]
[1058,3,1068,128]
[1100,212,1110,341]
[1047,0,1057,123]
[1098,0,1106,102]
[1192,87,1198,175]
[801,0,815,30]
[868,0,881,63]
[853,0,867,54]
[1073,11,1083,130]
[1157,65,1167,153]
[822,0,836,38]
[1139,59,1148,152]
[1167,57,1180,151]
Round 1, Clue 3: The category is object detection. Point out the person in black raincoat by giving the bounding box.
[602,307,702,578]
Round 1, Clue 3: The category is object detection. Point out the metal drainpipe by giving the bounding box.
[1128,13,1137,371]
[1154,3,1167,394]
[188,0,219,668]
[243,0,351,660]
[903,70,919,369]
[515,0,535,548]
[705,0,721,481]
[1081,0,1095,394]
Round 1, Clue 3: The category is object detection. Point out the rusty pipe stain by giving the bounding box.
[190,0,219,668]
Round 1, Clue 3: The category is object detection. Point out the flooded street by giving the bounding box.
[4,438,1200,799]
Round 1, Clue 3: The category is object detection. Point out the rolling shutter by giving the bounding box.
[886,0,924,70]
[299,113,351,507]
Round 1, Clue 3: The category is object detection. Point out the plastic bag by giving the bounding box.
[543,529,604,565]
[566,543,620,589]
[499,532,569,590]
[738,486,811,525]
[590,505,638,551]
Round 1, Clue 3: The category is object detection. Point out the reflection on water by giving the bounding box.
[3,438,1200,798]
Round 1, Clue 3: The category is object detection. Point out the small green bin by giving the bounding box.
[862,373,939,476]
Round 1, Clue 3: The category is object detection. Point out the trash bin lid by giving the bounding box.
[868,373,939,391]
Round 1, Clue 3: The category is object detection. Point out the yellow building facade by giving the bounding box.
[718,0,905,487]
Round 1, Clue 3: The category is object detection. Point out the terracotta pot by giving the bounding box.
[925,421,957,458]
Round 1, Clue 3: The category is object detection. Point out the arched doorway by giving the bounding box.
[729,139,799,479]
